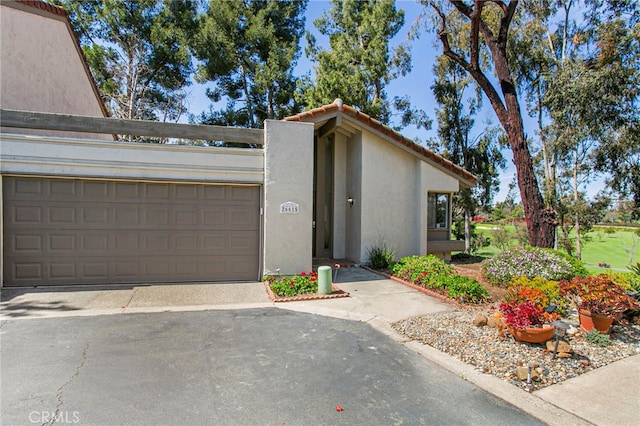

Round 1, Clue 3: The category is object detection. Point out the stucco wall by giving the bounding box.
[360,129,419,262]
[0,4,109,139]
[263,120,314,275]
[354,129,462,264]
[422,162,461,193]
[0,134,264,183]
[345,133,363,262]
[332,133,348,259]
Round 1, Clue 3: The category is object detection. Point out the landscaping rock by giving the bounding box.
[487,316,500,328]
[392,309,640,392]
[473,313,488,327]
[546,340,572,354]
[516,366,539,381]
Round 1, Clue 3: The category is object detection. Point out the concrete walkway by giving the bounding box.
[1,266,638,426]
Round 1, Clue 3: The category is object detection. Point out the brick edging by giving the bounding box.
[360,265,467,309]
[263,281,350,303]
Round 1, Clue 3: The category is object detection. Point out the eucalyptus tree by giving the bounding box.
[427,0,556,247]
[432,56,505,253]
[191,0,308,129]
[519,0,640,256]
[587,0,640,219]
[56,0,197,133]
[303,0,413,126]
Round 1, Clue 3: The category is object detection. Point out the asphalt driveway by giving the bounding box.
[1,308,542,426]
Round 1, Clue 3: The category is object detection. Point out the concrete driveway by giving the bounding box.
[1,308,543,426]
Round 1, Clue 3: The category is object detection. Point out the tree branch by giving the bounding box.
[431,1,509,126]
[470,1,484,70]
[497,0,518,48]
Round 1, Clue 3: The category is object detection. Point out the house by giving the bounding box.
[282,99,476,264]
[0,0,110,139]
[2,99,475,288]
[0,3,475,289]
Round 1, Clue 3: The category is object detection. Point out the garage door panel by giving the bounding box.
[14,234,43,251]
[13,263,43,281]
[49,262,76,279]
[13,205,43,223]
[50,234,76,251]
[3,177,261,286]
[83,181,110,197]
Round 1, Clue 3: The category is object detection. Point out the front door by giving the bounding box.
[312,135,334,258]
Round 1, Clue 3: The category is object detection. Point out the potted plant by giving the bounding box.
[559,275,639,333]
[498,300,555,343]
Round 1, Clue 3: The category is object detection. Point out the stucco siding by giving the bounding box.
[360,130,420,263]
[0,134,264,183]
[332,133,348,259]
[345,133,362,262]
[422,162,460,193]
[0,5,109,139]
[263,120,314,275]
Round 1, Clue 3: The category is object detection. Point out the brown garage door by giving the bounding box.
[2,176,261,286]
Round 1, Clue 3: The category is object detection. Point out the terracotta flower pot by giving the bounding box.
[579,309,614,334]
[508,325,555,343]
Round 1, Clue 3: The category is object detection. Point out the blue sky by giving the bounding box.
[186,0,606,204]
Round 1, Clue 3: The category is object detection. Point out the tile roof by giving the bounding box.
[15,0,66,17]
[284,99,477,186]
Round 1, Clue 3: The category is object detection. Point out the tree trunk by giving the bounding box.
[432,0,556,247]
[510,128,556,248]
[464,207,472,254]
[575,213,581,259]
[573,150,582,259]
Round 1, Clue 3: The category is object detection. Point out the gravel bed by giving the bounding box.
[392,309,640,392]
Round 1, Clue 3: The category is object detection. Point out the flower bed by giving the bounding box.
[393,309,640,392]
[263,271,349,302]
[481,247,579,285]
[391,255,489,304]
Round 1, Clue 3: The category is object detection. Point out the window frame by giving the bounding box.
[428,193,450,230]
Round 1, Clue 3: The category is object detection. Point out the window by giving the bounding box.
[428,193,449,229]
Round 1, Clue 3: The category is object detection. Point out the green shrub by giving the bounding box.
[265,272,318,297]
[515,223,530,247]
[391,255,454,285]
[491,226,513,250]
[542,248,590,278]
[606,271,640,293]
[508,276,570,315]
[442,275,490,303]
[366,242,395,270]
[471,233,491,253]
[481,246,576,286]
[392,255,488,303]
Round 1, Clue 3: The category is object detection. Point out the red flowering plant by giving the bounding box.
[499,301,545,330]
[265,271,318,297]
[498,286,560,330]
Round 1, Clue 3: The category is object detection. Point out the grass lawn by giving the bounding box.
[469,223,640,273]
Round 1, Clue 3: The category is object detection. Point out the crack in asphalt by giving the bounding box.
[44,342,89,426]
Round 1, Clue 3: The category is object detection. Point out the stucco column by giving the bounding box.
[263,120,315,275]
[419,161,429,256]
[332,132,347,259]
